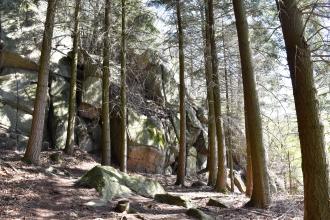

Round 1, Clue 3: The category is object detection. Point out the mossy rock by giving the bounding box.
[186,208,214,220]
[154,193,193,208]
[76,165,165,201]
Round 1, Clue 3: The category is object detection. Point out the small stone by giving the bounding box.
[69,212,78,218]
[191,181,207,188]
[154,193,193,208]
[115,200,130,213]
[49,152,62,163]
[186,208,214,220]
[84,200,107,207]
[206,198,228,208]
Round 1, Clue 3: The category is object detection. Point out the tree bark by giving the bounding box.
[23,0,57,164]
[206,0,227,193]
[120,0,127,173]
[101,0,112,166]
[201,0,217,186]
[232,0,271,208]
[64,0,81,155]
[223,31,234,192]
[245,122,253,197]
[277,0,330,218]
[175,0,186,186]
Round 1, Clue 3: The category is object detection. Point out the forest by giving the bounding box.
[0,0,329,219]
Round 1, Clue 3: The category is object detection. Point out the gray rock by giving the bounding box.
[76,166,165,201]
[154,194,193,208]
[206,198,228,208]
[0,70,36,136]
[191,181,207,188]
[49,70,70,150]
[127,145,166,174]
[115,200,130,213]
[186,208,214,220]
[187,147,197,176]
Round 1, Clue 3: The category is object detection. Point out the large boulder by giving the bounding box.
[76,165,165,201]
[132,51,178,104]
[128,110,166,150]
[0,69,37,136]
[49,59,71,149]
[127,145,166,174]
[187,147,197,176]
[75,118,94,152]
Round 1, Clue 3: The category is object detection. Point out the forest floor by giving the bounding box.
[0,149,304,220]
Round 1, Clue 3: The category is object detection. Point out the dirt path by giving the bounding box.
[0,149,303,219]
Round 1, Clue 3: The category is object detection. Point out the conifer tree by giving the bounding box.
[23,0,58,164]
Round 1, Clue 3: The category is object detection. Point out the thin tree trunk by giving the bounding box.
[277,0,330,218]
[206,0,227,193]
[120,0,127,173]
[201,0,217,186]
[232,0,271,208]
[101,0,111,166]
[175,0,186,186]
[64,0,81,155]
[23,0,57,164]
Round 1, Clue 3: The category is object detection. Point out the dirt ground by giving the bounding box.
[0,149,304,219]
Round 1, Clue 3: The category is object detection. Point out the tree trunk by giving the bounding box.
[201,0,217,186]
[175,0,186,186]
[232,0,271,208]
[245,122,253,197]
[277,0,330,218]
[223,31,234,193]
[23,0,57,164]
[64,0,81,155]
[120,0,127,173]
[101,0,112,166]
[206,0,227,193]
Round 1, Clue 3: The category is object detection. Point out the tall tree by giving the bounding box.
[64,0,81,155]
[120,0,127,173]
[223,27,234,192]
[101,0,112,166]
[232,0,271,208]
[175,0,186,186]
[23,0,57,164]
[200,0,217,186]
[206,0,227,193]
[276,0,330,218]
